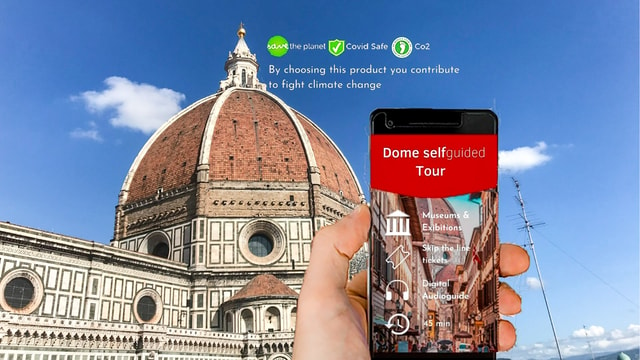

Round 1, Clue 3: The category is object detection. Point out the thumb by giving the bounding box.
[302,204,371,295]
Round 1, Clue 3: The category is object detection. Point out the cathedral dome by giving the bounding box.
[114,25,363,241]
[119,88,362,206]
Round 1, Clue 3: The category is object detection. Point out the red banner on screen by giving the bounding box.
[370,134,498,198]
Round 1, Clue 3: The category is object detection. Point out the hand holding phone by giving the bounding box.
[291,208,527,360]
[291,109,528,360]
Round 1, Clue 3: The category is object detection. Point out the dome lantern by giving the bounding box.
[220,23,265,91]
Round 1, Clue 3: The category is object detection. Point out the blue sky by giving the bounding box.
[0,1,638,358]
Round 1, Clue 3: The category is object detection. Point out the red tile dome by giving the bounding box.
[119,88,363,206]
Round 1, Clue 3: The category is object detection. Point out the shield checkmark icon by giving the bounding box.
[328,39,345,56]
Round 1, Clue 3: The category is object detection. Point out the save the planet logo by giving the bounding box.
[267,35,289,57]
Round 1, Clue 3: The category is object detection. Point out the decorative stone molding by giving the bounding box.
[121,185,195,211]
[126,206,189,230]
[0,311,295,357]
[212,199,306,208]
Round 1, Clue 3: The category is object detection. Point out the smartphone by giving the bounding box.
[369,109,499,359]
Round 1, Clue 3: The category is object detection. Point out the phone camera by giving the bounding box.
[385,120,395,129]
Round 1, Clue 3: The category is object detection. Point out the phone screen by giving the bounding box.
[369,109,499,359]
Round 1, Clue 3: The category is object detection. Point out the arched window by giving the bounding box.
[290,307,297,331]
[265,306,281,331]
[240,309,254,333]
[144,231,171,259]
[225,312,234,332]
[242,69,247,86]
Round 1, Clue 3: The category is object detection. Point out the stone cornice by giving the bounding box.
[0,222,189,277]
[121,184,195,212]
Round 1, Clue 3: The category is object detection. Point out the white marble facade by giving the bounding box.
[0,220,299,360]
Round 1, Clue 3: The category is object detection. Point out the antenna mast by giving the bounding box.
[584,325,595,360]
[513,178,563,360]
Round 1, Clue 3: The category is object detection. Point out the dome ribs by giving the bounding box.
[126,98,215,203]
[209,91,307,182]
[293,111,361,203]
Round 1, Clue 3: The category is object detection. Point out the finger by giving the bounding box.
[346,271,369,338]
[294,207,370,360]
[346,270,368,310]
[498,320,517,351]
[499,243,530,277]
[499,282,521,315]
[303,205,371,294]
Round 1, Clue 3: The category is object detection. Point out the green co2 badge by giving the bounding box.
[328,39,345,56]
[267,35,289,57]
[392,37,413,58]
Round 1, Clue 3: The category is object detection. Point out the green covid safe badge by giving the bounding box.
[328,39,345,56]
[267,35,289,57]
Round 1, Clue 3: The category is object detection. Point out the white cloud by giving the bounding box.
[526,277,542,289]
[592,338,613,349]
[572,325,605,338]
[507,324,640,360]
[611,329,625,339]
[499,141,551,174]
[70,121,102,142]
[74,76,185,134]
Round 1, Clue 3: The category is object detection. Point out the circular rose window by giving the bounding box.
[132,288,163,324]
[0,268,44,314]
[239,220,286,265]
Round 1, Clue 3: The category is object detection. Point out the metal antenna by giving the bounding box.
[584,325,595,360]
[513,178,563,360]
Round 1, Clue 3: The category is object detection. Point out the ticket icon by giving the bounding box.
[385,245,410,270]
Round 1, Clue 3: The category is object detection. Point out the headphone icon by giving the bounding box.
[385,280,409,301]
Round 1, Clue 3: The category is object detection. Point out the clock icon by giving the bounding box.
[385,313,410,336]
